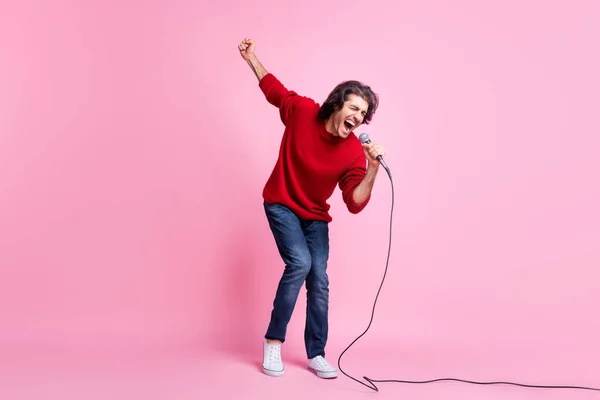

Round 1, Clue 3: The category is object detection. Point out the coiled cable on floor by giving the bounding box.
[337,163,600,393]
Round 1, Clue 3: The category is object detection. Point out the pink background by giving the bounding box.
[1,0,599,399]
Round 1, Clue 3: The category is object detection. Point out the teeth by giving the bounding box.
[346,120,355,126]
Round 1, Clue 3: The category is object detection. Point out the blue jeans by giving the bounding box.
[263,202,330,359]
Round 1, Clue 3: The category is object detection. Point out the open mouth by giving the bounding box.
[343,119,356,132]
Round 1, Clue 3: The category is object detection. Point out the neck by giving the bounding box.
[324,118,338,137]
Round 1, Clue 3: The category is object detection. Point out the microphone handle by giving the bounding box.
[376,155,389,171]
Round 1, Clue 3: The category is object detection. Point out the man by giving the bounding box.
[238,37,385,379]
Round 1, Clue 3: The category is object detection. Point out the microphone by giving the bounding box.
[359,133,389,171]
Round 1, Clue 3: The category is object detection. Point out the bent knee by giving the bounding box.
[285,250,312,276]
[307,268,329,289]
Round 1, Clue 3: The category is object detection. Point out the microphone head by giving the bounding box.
[358,132,371,144]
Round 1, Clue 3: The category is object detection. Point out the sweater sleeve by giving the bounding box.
[258,73,304,125]
[339,154,370,214]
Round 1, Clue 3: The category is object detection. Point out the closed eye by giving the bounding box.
[351,106,367,116]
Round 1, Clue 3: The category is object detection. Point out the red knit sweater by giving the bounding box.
[259,73,370,222]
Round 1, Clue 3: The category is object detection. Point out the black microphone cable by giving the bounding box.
[337,163,600,393]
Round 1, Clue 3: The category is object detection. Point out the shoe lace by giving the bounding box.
[316,356,329,368]
[269,344,281,363]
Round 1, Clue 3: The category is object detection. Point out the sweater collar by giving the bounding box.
[319,124,348,145]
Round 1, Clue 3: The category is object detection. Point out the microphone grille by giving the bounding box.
[358,132,370,144]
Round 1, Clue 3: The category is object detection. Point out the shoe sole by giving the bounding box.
[263,367,284,377]
[308,366,338,379]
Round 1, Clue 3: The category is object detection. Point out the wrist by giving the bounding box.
[246,54,268,81]
[367,161,380,172]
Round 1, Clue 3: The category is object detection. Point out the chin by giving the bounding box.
[338,129,351,139]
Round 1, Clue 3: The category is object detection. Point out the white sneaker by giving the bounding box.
[308,355,338,379]
[262,339,284,377]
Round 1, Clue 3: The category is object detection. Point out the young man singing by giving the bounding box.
[238,37,386,379]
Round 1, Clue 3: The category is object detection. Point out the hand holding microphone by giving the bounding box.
[359,133,388,171]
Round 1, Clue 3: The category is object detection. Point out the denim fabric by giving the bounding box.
[263,202,330,359]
